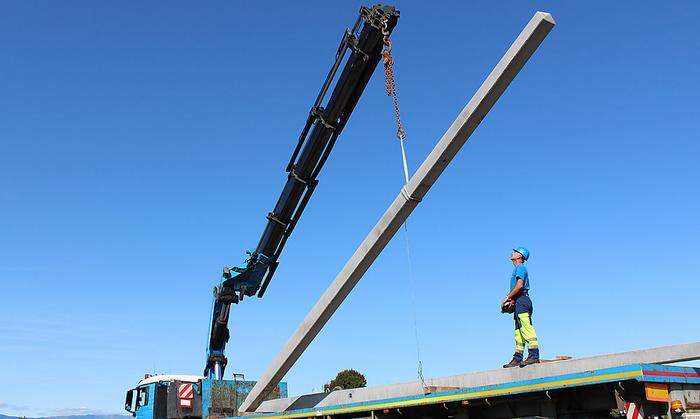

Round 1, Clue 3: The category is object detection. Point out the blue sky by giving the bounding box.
[2,1,699,416]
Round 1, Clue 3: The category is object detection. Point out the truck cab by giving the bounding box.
[125,375,202,419]
[125,374,287,419]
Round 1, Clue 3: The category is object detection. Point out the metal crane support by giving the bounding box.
[239,11,556,412]
[204,5,401,379]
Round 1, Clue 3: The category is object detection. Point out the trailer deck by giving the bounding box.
[243,342,700,418]
[245,364,699,419]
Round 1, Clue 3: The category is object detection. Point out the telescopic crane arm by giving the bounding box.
[205,4,400,379]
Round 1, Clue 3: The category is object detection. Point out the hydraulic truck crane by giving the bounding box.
[124,5,400,419]
[205,3,399,381]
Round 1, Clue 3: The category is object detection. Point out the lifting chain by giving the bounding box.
[382,21,407,142]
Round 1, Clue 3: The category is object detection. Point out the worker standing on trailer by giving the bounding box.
[502,247,540,367]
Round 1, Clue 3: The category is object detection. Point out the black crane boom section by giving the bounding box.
[204,4,399,378]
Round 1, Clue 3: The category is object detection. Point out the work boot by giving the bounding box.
[502,357,521,368]
[519,355,540,367]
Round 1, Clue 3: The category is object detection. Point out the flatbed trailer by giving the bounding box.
[246,343,700,419]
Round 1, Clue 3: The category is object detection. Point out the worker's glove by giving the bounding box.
[500,297,515,314]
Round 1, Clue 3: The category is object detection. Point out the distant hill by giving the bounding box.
[0,415,128,419]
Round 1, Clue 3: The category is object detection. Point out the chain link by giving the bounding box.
[382,22,407,141]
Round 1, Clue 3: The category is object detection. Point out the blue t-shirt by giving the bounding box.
[510,264,530,292]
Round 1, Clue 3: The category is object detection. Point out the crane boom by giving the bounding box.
[204,4,400,379]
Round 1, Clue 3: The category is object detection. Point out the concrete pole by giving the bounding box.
[240,11,556,413]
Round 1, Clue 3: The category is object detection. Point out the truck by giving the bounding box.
[124,345,700,419]
[124,374,287,419]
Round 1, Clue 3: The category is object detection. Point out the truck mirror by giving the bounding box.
[124,389,137,415]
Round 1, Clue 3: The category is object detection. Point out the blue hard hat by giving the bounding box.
[513,247,530,261]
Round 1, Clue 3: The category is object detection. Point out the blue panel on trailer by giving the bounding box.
[201,377,212,419]
[639,364,700,384]
[278,382,288,399]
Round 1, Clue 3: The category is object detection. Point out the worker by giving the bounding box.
[502,246,540,368]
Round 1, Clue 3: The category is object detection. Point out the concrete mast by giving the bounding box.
[240,11,556,413]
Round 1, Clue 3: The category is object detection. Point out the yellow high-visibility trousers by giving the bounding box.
[514,312,538,353]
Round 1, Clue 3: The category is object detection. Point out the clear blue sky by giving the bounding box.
[2,1,699,416]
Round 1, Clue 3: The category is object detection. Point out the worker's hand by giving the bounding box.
[500,297,515,314]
